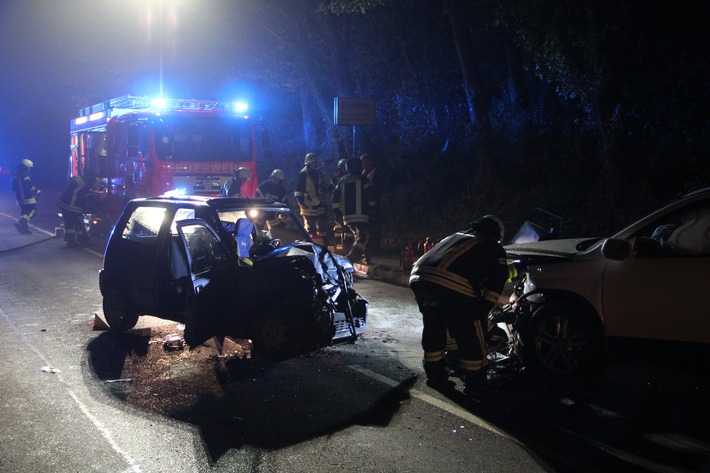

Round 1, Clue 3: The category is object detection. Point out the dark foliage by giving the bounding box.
[244,0,709,245]
[3,1,706,244]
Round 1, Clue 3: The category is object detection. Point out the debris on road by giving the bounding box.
[163,334,185,351]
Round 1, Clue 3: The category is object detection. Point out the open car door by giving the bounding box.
[175,219,236,348]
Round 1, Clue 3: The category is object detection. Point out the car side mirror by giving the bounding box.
[601,238,631,260]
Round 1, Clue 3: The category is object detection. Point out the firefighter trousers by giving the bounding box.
[412,281,492,382]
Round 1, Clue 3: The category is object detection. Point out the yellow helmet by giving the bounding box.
[482,214,505,242]
[21,158,33,168]
[471,214,505,242]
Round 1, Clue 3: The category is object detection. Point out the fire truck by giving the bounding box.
[69,94,259,221]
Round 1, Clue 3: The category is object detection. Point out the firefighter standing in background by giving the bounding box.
[255,168,287,202]
[331,158,348,188]
[222,166,251,197]
[332,158,376,264]
[57,173,100,247]
[12,158,41,234]
[409,215,508,399]
[255,169,289,234]
[360,153,383,254]
[294,153,329,243]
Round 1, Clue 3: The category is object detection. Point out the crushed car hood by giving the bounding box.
[259,242,353,286]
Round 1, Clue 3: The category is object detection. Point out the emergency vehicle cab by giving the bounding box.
[69,94,259,219]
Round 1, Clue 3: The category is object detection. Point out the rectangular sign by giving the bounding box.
[334,97,375,126]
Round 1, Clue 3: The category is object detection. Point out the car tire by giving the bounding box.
[102,287,139,332]
[251,311,303,361]
[521,302,604,379]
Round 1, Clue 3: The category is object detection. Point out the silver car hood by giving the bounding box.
[504,238,600,261]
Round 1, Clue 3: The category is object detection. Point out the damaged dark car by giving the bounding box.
[98,196,367,360]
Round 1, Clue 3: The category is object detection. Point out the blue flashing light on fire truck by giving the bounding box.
[69,94,259,220]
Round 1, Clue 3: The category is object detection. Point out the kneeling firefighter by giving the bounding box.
[409,215,508,398]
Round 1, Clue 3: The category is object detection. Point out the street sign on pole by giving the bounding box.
[334,97,375,127]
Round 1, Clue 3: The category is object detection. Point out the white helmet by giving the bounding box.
[270,169,285,181]
[236,167,250,179]
[21,158,33,168]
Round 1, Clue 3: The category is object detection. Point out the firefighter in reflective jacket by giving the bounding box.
[332,158,375,264]
[57,173,100,247]
[255,169,289,233]
[294,153,329,242]
[12,158,41,234]
[409,215,508,398]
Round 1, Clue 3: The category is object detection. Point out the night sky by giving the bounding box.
[0,1,250,186]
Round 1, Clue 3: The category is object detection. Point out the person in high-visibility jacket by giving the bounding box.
[294,153,329,242]
[409,215,508,398]
[332,158,376,264]
[11,159,41,234]
[255,169,290,234]
[57,173,100,247]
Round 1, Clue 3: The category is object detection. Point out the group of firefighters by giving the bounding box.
[11,154,508,400]
[221,151,382,266]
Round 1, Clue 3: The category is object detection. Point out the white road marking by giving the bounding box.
[349,364,515,441]
[0,305,142,473]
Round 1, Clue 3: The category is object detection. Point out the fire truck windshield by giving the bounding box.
[151,115,253,163]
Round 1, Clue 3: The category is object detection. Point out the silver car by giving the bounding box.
[503,187,710,377]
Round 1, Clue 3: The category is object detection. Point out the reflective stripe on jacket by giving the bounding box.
[57,176,88,213]
[409,232,508,303]
[295,166,326,216]
[332,173,375,225]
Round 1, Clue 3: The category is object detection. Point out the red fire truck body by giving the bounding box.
[70,95,258,217]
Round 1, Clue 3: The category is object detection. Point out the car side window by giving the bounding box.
[666,205,710,256]
[121,207,166,243]
[638,203,710,257]
[182,224,229,275]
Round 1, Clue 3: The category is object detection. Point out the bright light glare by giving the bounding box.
[151,98,167,108]
[163,187,187,197]
[235,102,248,113]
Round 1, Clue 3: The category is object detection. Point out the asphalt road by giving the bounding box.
[1,186,709,472]
[0,189,547,472]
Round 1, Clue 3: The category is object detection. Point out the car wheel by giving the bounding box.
[522,302,604,379]
[102,287,139,332]
[251,311,303,361]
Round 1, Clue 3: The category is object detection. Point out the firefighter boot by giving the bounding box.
[463,369,500,401]
[423,360,449,388]
[16,218,31,234]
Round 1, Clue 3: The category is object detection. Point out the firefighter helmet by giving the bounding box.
[304,153,318,164]
[20,158,33,169]
[235,167,250,179]
[471,214,505,242]
[270,169,285,181]
[337,158,347,168]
